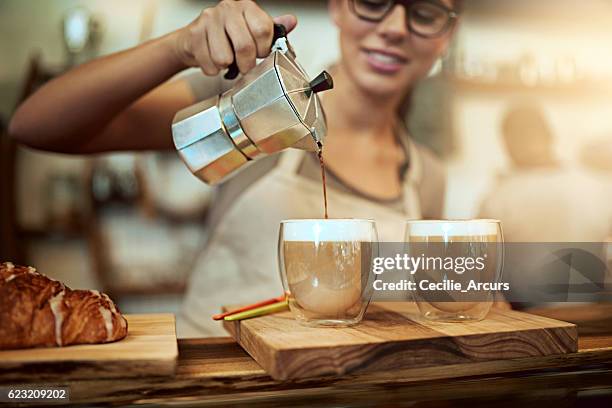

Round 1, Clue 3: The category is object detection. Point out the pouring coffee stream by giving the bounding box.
[317,142,329,219]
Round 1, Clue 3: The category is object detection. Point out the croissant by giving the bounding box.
[0,262,128,350]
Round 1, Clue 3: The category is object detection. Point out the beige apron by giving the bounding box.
[180,144,423,336]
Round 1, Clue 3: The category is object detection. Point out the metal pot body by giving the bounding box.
[172,37,330,185]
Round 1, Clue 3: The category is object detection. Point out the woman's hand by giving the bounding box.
[175,0,297,76]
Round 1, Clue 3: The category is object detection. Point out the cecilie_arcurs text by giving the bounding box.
[373,279,510,292]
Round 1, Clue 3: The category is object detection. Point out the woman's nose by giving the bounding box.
[377,5,409,42]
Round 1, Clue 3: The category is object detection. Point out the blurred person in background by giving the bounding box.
[9,0,461,336]
[480,105,611,309]
[479,103,611,242]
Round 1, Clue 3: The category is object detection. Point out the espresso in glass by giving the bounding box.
[405,220,504,322]
[279,219,378,327]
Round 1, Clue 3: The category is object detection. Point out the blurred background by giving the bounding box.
[1,0,611,316]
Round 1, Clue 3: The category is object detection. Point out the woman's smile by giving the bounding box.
[362,47,409,75]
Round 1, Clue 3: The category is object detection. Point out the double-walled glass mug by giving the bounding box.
[278,219,379,327]
[405,220,504,322]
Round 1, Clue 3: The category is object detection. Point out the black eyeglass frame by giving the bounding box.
[348,0,459,39]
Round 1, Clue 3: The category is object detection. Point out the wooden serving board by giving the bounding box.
[0,314,178,382]
[223,302,577,380]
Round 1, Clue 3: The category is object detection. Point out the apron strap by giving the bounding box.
[399,132,424,218]
[403,137,423,187]
[276,149,307,174]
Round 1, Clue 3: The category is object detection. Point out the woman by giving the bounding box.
[10,0,461,335]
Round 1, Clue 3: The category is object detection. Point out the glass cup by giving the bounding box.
[405,219,504,322]
[278,219,379,327]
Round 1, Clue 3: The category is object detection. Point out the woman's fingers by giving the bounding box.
[273,14,298,34]
[224,13,257,74]
[206,12,235,70]
[192,26,219,76]
[243,4,274,58]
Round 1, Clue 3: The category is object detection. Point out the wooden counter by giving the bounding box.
[3,305,612,407]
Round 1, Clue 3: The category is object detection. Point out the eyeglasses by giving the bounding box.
[349,0,459,38]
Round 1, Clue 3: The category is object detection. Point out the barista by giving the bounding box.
[10,0,461,336]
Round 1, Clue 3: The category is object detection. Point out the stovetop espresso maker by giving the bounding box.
[172,24,333,185]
